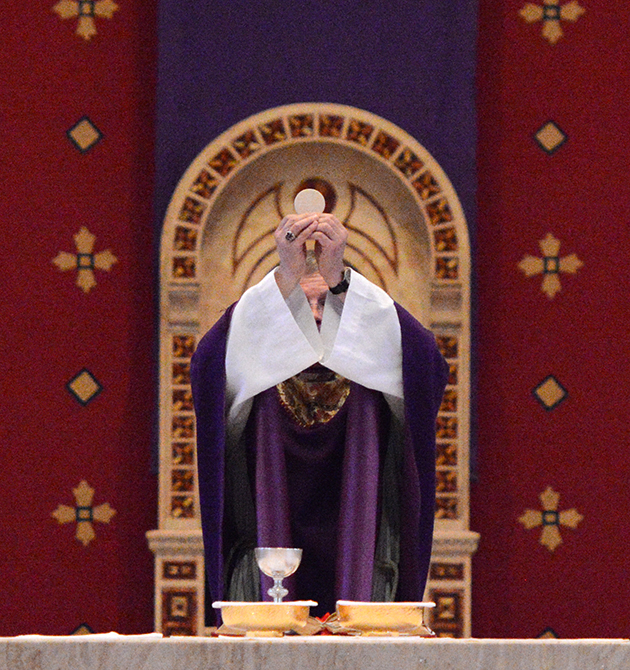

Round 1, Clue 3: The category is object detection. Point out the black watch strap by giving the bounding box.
[329,268,350,294]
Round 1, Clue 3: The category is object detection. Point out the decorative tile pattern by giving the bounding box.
[178,198,205,225]
[518,232,583,298]
[519,1,585,44]
[172,416,194,439]
[66,116,103,153]
[412,171,442,200]
[534,121,567,154]
[533,375,568,410]
[371,131,400,159]
[436,442,457,466]
[171,496,194,518]
[174,226,197,251]
[259,120,286,145]
[172,470,194,492]
[430,563,464,581]
[426,199,454,226]
[346,120,373,145]
[53,0,119,41]
[435,497,458,520]
[66,368,103,406]
[162,589,197,636]
[436,470,457,493]
[209,149,237,177]
[172,362,191,385]
[232,131,261,158]
[172,442,194,466]
[51,480,116,546]
[394,148,423,177]
[163,561,197,580]
[52,227,117,293]
[172,389,193,412]
[436,416,457,439]
[436,257,458,280]
[434,228,458,252]
[173,335,196,358]
[172,257,196,279]
[288,114,314,137]
[440,389,458,413]
[190,170,219,199]
[436,335,458,360]
[518,486,584,551]
[319,114,344,137]
[429,589,464,637]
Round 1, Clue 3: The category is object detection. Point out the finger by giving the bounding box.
[276,213,316,234]
[310,230,337,247]
[294,219,319,242]
[281,214,318,237]
[314,221,346,243]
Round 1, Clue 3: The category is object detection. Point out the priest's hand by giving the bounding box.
[274,213,319,297]
[310,214,348,289]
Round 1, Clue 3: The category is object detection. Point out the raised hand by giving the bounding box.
[274,213,319,297]
[310,214,348,289]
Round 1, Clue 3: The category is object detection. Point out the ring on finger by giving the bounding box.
[285,230,296,242]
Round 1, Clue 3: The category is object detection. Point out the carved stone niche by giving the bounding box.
[147,103,478,636]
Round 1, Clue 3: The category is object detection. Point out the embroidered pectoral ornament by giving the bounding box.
[276,369,351,428]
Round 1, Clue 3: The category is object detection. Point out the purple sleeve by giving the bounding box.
[395,303,449,599]
[190,305,235,622]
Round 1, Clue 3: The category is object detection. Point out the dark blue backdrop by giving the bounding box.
[155,0,478,237]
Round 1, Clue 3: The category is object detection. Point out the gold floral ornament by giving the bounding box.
[519,1,585,44]
[53,0,119,41]
[519,486,583,552]
[52,227,117,294]
[518,232,583,299]
[52,480,116,546]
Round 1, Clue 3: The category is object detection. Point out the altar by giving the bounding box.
[2,635,628,670]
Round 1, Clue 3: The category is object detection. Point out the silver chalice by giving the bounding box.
[255,547,303,603]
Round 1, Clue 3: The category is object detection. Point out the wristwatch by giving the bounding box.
[329,268,351,295]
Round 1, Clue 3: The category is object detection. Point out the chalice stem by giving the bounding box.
[268,577,289,603]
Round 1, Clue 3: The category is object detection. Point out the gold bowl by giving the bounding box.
[335,600,436,636]
[213,601,317,636]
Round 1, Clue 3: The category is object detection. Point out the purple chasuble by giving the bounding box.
[246,383,388,616]
[191,301,448,626]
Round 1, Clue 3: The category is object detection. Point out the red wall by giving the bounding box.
[1,0,628,638]
[0,3,157,635]
[473,1,630,638]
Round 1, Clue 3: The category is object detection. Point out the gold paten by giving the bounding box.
[213,601,317,637]
[335,601,436,636]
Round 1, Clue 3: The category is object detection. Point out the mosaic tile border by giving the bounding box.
[163,104,466,287]
[169,334,197,520]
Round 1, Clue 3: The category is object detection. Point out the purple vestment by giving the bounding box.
[191,302,448,624]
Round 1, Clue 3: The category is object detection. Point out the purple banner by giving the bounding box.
[155,0,478,235]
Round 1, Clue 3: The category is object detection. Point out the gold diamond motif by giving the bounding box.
[67,369,102,405]
[534,121,567,154]
[67,117,102,153]
[533,375,567,410]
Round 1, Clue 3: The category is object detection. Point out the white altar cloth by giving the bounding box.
[1,635,628,670]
